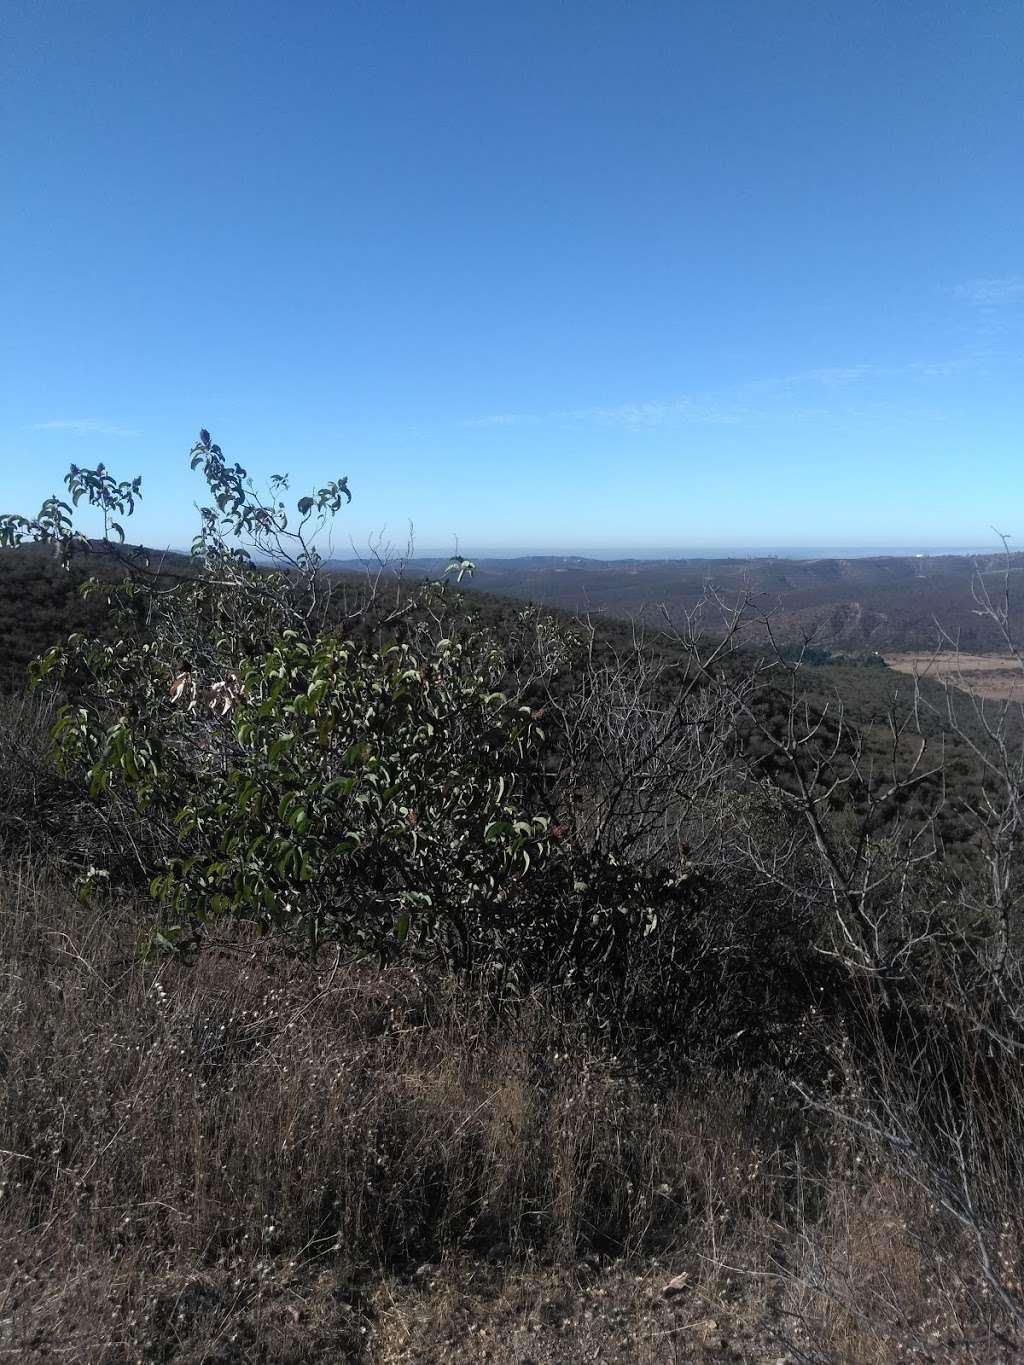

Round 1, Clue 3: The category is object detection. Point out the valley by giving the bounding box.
[332,549,1024,654]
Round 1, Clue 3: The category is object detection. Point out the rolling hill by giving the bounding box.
[340,550,1024,654]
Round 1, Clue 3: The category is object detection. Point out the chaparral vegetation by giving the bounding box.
[3,433,1024,1362]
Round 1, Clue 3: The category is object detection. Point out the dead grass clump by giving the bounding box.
[4,858,1024,1361]
[775,1170,1021,1363]
[769,1012,1024,1364]
[0,859,802,1357]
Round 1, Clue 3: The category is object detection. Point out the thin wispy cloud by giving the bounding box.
[905,357,973,379]
[953,277,1024,307]
[787,364,876,387]
[464,399,745,430]
[25,418,140,437]
[464,362,890,432]
[457,413,532,429]
[553,398,745,428]
[952,278,1024,348]
[744,364,878,396]
[460,351,975,434]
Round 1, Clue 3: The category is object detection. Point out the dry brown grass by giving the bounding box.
[885,652,1024,702]
[2,859,1023,1362]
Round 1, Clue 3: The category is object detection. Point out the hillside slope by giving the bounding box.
[348,551,1024,653]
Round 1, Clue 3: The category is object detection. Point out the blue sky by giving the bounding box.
[2,1,1022,554]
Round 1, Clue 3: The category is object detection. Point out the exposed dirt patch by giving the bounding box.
[885,652,1024,702]
[0,1248,803,1364]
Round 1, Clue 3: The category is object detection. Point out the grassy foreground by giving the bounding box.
[2,854,1022,1364]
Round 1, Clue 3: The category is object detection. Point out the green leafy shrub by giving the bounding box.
[0,430,841,1059]
[146,628,552,961]
[3,433,566,966]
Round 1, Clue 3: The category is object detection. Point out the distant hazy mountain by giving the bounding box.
[328,551,1024,653]
[6,544,1021,686]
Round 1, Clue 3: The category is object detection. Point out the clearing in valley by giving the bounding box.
[885,651,1024,701]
